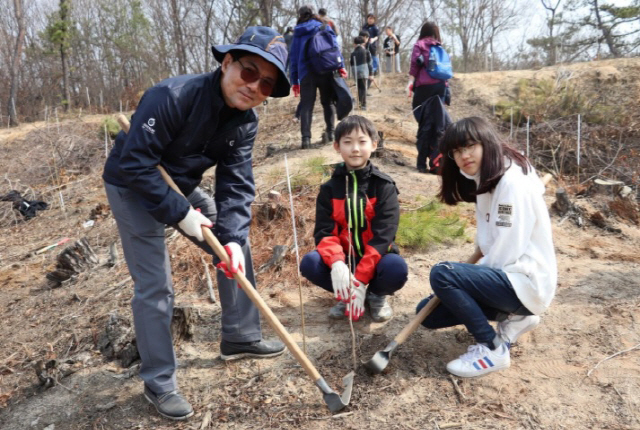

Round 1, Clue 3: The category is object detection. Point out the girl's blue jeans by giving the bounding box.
[418,262,532,345]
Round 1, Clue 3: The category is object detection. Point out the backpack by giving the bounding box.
[306,24,342,74]
[427,45,453,80]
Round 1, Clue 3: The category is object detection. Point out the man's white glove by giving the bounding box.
[347,278,367,321]
[178,208,213,242]
[331,260,351,302]
[216,242,245,279]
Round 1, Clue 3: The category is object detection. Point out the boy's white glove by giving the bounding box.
[347,278,367,321]
[178,208,213,242]
[331,261,351,302]
[216,242,245,279]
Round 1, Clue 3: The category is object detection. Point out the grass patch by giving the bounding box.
[396,200,467,251]
[290,156,331,189]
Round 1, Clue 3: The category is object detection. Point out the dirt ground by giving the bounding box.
[1,59,639,430]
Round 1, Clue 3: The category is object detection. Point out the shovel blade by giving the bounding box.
[316,371,355,413]
[363,340,398,374]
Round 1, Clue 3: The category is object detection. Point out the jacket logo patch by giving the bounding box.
[496,204,512,227]
[142,118,156,134]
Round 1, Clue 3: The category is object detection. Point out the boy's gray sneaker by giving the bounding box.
[219,339,286,361]
[144,385,194,421]
[366,292,393,322]
[328,301,347,319]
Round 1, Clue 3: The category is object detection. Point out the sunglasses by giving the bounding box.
[236,57,275,96]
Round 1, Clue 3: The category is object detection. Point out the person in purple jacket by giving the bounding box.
[407,21,450,173]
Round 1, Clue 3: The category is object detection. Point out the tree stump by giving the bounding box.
[97,312,140,368]
[46,237,100,287]
[552,188,573,216]
[592,178,625,196]
[172,306,195,342]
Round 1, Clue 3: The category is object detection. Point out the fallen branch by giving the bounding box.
[449,375,466,403]
[587,342,640,377]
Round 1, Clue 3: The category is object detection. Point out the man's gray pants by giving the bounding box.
[105,183,261,394]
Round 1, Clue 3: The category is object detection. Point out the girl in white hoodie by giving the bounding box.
[417,116,557,378]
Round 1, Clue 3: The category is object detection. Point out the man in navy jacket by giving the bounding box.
[103,27,290,421]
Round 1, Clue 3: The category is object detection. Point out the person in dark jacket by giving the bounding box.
[350,36,373,110]
[102,27,290,421]
[290,4,347,149]
[407,21,451,173]
[284,26,294,72]
[300,116,408,322]
[362,14,380,78]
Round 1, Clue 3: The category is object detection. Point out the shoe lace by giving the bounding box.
[459,344,490,363]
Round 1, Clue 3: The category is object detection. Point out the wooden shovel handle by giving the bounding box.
[157,167,323,382]
[393,296,441,345]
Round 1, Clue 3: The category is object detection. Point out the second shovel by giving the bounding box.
[363,296,441,374]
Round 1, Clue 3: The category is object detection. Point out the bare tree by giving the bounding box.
[7,0,25,125]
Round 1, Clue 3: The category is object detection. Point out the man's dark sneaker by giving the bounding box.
[366,292,393,322]
[417,167,428,174]
[321,130,335,144]
[144,385,194,421]
[301,137,311,149]
[328,301,347,319]
[220,339,286,361]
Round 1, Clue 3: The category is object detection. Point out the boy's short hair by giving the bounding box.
[335,115,378,144]
[354,36,364,45]
[318,8,327,16]
[359,30,369,38]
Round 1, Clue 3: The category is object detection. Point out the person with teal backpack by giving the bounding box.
[407,22,452,174]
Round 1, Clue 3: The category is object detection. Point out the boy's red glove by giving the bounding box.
[292,84,300,97]
[338,68,348,79]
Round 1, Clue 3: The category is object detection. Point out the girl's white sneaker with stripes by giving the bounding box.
[446,343,510,378]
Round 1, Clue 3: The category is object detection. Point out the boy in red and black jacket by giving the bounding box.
[300,115,408,322]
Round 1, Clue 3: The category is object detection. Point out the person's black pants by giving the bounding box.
[299,72,336,139]
[356,78,367,108]
[412,83,447,172]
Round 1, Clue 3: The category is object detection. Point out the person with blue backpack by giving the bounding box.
[407,22,453,174]
[290,4,347,149]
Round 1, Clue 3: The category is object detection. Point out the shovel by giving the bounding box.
[363,296,440,374]
[115,114,354,413]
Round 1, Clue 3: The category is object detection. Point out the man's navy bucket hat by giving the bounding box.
[212,26,291,97]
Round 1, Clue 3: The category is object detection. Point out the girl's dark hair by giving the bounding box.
[419,21,442,42]
[297,5,322,24]
[335,115,379,143]
[367,14,376,20]
[438,117,531,205]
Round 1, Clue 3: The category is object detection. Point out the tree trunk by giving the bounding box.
[60,0,71,112]
[8,0,25,126]
[593,0,620,57]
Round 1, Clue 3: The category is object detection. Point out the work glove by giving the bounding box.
[330,260,351,302]
[406,82,413,98]
[178,208,213,242]
[292,84,300,97]
[216,242,245,279]
[346,278,367,321]
[338,68,348,79]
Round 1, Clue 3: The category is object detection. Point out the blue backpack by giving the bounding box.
[427,45,453,80]
[306,24,342,74]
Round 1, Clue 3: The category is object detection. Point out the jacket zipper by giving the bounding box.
[349,171,363,257]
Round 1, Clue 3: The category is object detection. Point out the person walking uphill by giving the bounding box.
[102,27,291,421]
[415,117,557,378]
[300,115,408,322]
[408,21,451,174]
[290,4,347,149]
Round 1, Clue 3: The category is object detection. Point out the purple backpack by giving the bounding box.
[306,24,342,74]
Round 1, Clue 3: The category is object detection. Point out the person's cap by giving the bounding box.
[212,26,290,97]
